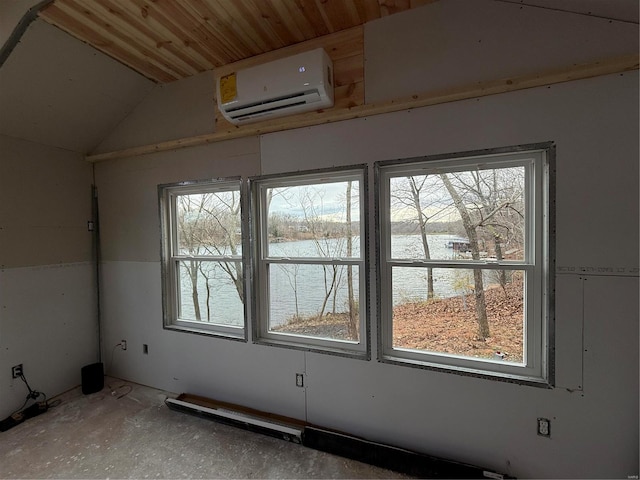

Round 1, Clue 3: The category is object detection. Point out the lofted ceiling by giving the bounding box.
[38,0,433,83]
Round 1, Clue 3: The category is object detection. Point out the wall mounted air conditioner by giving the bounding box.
[216,48,334,125]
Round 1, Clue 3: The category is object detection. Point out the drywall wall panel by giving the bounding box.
[94,73,638,479]
[0,134,93,268]
[0,134,97,419]
[583,277,639,395]
[364,0,638,104]
[260,72,638,477]
[553,274,584,390]
[0,262,97,419]
[93,71,216,155]
[517,275,639,475]
[261,72,639,271]
[95,136,260,262]
[302,277,636,478]
[99,260,305,420]
[0,19,152,153]
[95,136,306,419]
[303,353,571,477]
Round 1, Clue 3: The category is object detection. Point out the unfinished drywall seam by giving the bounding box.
[91,166,103,364]
[496,0,639,24]
[0,0,53,68]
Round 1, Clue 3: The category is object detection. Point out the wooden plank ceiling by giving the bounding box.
[39,0,432,83]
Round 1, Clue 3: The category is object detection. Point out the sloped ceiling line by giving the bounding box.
[0,0,53,68]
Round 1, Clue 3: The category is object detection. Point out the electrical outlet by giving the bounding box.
[295,373,304,388]
[537,418,550,437]
[12,364,23,378]
[121,340,127,351]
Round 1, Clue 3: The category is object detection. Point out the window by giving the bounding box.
[376,145,553,384]
[251,166,368,356]
[159,179,246,339]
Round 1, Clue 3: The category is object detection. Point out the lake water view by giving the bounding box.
[178,234,478,327]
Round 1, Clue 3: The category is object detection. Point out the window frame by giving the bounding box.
[375,144,554,386]
[159,177,248,340]
[250,165,370,358]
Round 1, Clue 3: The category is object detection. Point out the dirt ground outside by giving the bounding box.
[275,277,524,363]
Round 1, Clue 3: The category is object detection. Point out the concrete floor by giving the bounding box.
[0,378,408,479]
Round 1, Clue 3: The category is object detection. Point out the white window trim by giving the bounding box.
[376,145,554,386]
[159,178,247,340]
[250,166,370,358]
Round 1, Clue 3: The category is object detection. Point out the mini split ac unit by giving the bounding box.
[216,48,334,125]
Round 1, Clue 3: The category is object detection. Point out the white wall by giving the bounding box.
[0,19,153,153]
[94,137,308,422]
[94,2,638,478]
[260,71,638,479]
[94,76,640,479]
[0,14,154,418]
[93,70,216,155]
[365,0,639,103]
[0,135,97,418]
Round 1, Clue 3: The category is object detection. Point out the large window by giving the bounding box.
[251,167,368,356]
[376,146,553,384]
[159,179,246,339]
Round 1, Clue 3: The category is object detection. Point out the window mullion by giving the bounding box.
[174,255,242,262]
[266,257,362,266]
[387,260,533,269]
[169,192,179,257]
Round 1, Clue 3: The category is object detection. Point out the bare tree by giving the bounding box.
[298,186,344,320]
[177,195,206,320]
[440,173,490,340]
[199,190,244,303]
[449,168,524,293]
[390,175,448,300]
[440,166,526,340]
[176,190,243,322]
[278,263,301,319]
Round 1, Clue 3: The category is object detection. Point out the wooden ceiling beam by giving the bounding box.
[264,0,310,43]
[214,25,363,78]
[131,0,227,68]
[378,0,411,17]
[293,0,332,37]
[72,0,199,78]
[104,0,214,74]
[312,0,359,32]
[38,0,419,83]
[40,2,179,82]
[237,0,296,48]
[86,54,639,163]
[182,0,253,62]
[211,0,273,54]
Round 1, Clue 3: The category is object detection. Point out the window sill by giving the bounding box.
[164,323,247,341]
[379,353,552,388]
[254,336,370,360]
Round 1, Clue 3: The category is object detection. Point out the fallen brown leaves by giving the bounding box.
[274,279,524,363]
[393,279,524,362]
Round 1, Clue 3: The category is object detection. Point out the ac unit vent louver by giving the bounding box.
[217,48,334,125]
